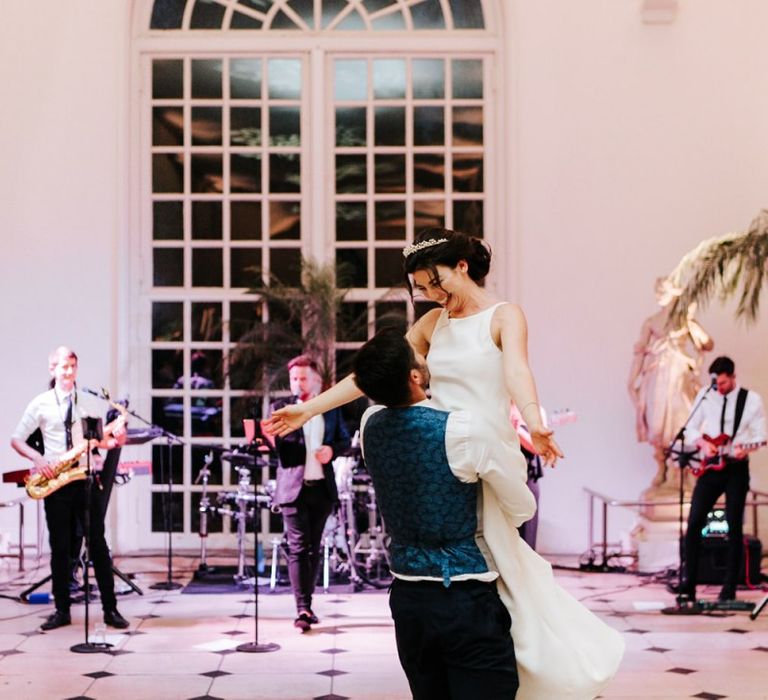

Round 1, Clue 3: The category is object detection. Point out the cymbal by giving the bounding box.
[221,451,256,466]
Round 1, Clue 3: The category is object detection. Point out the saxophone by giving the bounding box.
[24,401,128,500]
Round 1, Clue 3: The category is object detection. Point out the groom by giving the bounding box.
[353,329,535,700]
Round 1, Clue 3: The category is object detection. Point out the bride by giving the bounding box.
[266,229,624,699]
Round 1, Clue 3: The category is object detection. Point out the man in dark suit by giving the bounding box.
[270,355,350,631]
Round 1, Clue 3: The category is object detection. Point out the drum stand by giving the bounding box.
[195,452,214,573]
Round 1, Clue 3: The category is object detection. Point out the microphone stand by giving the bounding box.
[661,381,714,615]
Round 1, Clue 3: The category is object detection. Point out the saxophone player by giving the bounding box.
[10,346,130,631]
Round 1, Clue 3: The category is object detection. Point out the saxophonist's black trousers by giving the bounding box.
[44,481,117,613]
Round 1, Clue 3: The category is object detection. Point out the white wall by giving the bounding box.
[0,0,766,558]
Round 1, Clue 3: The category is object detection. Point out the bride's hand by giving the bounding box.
[530,426,564,467]
[263,404,312,437]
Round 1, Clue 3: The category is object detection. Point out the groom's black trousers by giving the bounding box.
[389,578,519,699]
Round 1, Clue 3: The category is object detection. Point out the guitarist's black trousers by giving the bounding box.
[44,481,117,613]
[684,459,749,593]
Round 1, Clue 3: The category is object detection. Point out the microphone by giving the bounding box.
[709,373,718,388]
[81,387,110,400]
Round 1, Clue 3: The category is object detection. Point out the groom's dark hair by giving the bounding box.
[353,328,416,407]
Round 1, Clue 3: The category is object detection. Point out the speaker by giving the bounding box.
[682,535,762,585]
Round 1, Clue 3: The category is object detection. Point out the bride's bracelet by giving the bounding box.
[520,401,540,420]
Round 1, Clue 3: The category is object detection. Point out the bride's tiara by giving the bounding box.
[402,238,449,258]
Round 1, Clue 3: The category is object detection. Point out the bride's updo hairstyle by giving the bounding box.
[403,227,491,297]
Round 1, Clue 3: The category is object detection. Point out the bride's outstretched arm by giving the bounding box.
[264,373,363,437]
[497,303,564,465]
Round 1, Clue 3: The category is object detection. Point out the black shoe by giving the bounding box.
[294,611,312,632]
[306,610,319,625]
[103,609,129,629]
[718,585,737,602]
[667,580,694,598]
[41,610,71,631]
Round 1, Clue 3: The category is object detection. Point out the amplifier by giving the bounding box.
[682,535,762,585]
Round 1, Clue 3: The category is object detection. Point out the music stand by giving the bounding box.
[237,420,279,654]
[71,417,113,654]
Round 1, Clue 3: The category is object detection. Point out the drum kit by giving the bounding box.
[195,432,391,590]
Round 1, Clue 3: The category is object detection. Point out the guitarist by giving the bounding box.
[682,356,767,603]
[10,346,130,631]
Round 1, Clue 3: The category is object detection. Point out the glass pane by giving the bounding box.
[375,248,403,288]
[153,153,184,193]
[190,349,223,389]
[414,106,444,146]
[269,154,301,193]
[268,59,301,99]
[453,153,483,192]
[371,11,405,30]
[271,8,302,30]
[376,301,408,334]
[231,201,262,240]
[452,106,483,147]
[230,107,262,147]
[191,154,223,193]
[151,492,183,533]
[230,58,262,99]
[192,248,223,287]
[190,1,226,29]
[230,301,263,343]
[375,201,406,240]
[230,395,264,437]
[231,247,262,288]
[152,446,184,484]
[228,343,262,391]
[448,0,485,29]
[152,400,184,441]
[190,448,222,489]
[153,107,183,146]
[336,107,366,147]
[231,10,263,29]
[414,154,445,192]
[337,7,366,30]
[414,200,445,234]
[452,59,483,99]
[413,59,444,99]
[362,0,393,11]
[336,249,367,287]
[231,154,262,193]
[415,299,439,319]
[190,398,223,437]
[373,59,406,99]
[153,201,183,240]
[374,107,405,146]
[150,0,185,30]
[411,0,446,29]
[152,349,183,389]
[192,302,222,341]
[335,348,357,383]
[269,201,301,240]
[337,302,368,342]
[191,59,222,99]
[271,248,302,287]
[191,201,222,240]
[336,202,367,241]
[334,59,367,101]
[191,107,222,145]
[152,301,183,341]
[269,106,300,146]
[336,155,367,193]
[288,0,314,25]
[153,248,184,287]
[152,59,183,99]
[375,154,405,193]
[191,492,223,534]
[453,200,484,236]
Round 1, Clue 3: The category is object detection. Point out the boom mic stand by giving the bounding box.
[662,382,713,616]
[71,417,112,654]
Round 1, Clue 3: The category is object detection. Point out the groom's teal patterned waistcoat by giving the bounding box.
[363,406,489,587]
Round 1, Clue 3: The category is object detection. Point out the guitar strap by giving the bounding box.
[732,387,749,439]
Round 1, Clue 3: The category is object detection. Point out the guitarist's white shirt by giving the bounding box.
[12,388,101,459]
[686,384,768,449]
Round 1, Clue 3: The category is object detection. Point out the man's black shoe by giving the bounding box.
[718,585,737,602]
[306,611,319,625]
[294,611,312,632]
[666,580,694,597]
[41,610,71,631]
[103,609,129,629]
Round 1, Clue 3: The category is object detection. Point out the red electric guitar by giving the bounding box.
[689,433,767,477]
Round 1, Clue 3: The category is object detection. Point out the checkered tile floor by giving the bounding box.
[0,554,766,699]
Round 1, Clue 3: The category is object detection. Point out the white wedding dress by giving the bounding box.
[427,303,624,699]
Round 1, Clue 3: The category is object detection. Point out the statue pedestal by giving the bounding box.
[632,483,692,573]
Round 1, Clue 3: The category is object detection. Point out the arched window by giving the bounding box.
[136,0,499,545]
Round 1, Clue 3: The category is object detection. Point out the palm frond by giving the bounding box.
[667,209,768,326]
